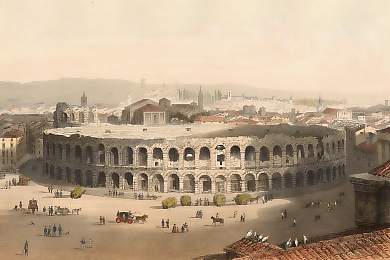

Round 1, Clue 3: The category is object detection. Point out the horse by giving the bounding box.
[211,216,224,226]
[134,214,148,223]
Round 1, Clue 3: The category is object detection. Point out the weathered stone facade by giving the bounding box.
[43,125,346,194]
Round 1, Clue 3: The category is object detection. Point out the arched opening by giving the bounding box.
[260,146,270,161]
[258,173,269,191]
[297,145,305,160]
[271,172,282,190]
[245,146,256,161]
[316,142,324,160]
[111,173,119,188]
[215,145,226,167]
[126,147,134,165]
[183,174,195,193]
[65,144,71,161]
[341,140,345,151]
[138,173,148,191]
[152,174,164,192]
[326,168,331,182]
[85,171,93,187]
[199,147,210,160]
[200,175,212,193]
[66,167,71,183]
[70,113,75,122]
[79,112,85,123]
[284,172,293,188]
[332,166,337,181]
[110,147,119,165]
[245,173,256,192]
[215,175,226,193]
[230,174,242,192]
[307,170,315,186]
[89,111,95,122]
[168,148,179,162]
[308,144,314,158]
[230,146,241,159]
[138,147,148,166]
[75,145,82,162]
[286,144,294,157]
[86,146,93,164]
[153,148,163,167]
[49,165,54,179]
[97,172,106,187]
[273,146,282,164]
[74,169,82,185]
[56,167,63,180]
[98,144,105,164]
[316,169,324,184]
[296,172,304,187]
[169,174,180,191]
[184,147,195,161]
[125,172,133,189]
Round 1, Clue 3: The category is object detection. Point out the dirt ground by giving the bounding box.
[0,173,355,260]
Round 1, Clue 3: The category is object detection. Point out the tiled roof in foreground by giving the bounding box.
[369,160,390,178]
[228,227,390,260]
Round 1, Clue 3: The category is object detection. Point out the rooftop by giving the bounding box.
[369,160,390,178]
[1,129,24,138]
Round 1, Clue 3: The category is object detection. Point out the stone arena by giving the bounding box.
[42,123,346,194]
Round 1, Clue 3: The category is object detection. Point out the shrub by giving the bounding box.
[162,197,177,209]
[213,194,226,207]
[180,195,192,206]
[234,193,252,205]
[70,186,85,199]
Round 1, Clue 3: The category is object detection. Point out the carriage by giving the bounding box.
[28,199,38,213]
[115,211,148,224]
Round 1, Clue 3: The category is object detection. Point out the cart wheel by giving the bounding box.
[115,217,121,223]
[128,219,133,224]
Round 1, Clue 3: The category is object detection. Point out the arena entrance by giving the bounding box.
[169,174,180,191]
[257,173,269,191]
[200,175,212,193]
[245,174,256,192]
[97,172,106,187]
[85,171,93,187]
[139,173,148,191]
[152,174,164,192]
[74,170,82,186]
[215,175,226,193]
[183,174,195,193]
[230,174,242,192]
[111,173,119,188]
[125,172,133,189]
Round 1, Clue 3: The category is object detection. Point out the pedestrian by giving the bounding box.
[44,226,47,237]
[281,211,284,220]
[58,224,62,237]
[161,219,165,228]
[166,219,170,229]
[243,213,246,222]
[293,218,296,227]
[47,228,51,237]
[103,216,105,225]
[172,224,177,233]
[294,237,298,247]
[303,235,308,244]
[19,201,22,209]
[52,224,57,237]
[43,206,46,213]
[80,238,86,248]
[89,238,93,248]
[24,240,29,256]
[181,225,185,233]
[284,209,287,218]
[99,216,102,225]
[216,212,219,219]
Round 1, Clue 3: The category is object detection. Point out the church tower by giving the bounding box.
[198,86,204,110]
[81,92,88,107]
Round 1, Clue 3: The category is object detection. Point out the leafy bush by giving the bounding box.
[162,197,177,209]
[70,186,85,199]
[213,194,226,207]
[180,195,192,206]
[234,193,252,205]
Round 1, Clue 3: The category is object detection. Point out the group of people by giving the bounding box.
[245,230,269,243]
[240,213,246,222]
[43,206,56,216]
[108,189,120,197]
[43,224,63,237]
[80,238,93,249]
[99,216,106,225]
[172,222,189,233]
[14,201,23,210]
[284,235,308,249]
[47,185,55,193]
[4,179,16,189]
[54,189,64,198]
[161,218,170,228]
[194,197,211,206]
[134,192,145,200]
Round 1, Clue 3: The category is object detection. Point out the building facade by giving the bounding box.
[0,130,26,171]
[43,124,346,194]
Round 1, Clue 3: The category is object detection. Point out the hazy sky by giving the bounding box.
[0,0,389,94]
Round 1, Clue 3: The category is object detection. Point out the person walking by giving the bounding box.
[166,219,170,229]
[24,240,29,256]
[293,218,296,227]
[58,224,62,237]
[43,226,47,237]
[19,201,22,209]
[102,216,105,225]
[52,224,57,237]
[161,219,165,228]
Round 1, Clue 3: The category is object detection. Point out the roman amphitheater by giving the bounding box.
[43,123,346,194]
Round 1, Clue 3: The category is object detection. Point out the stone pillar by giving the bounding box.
[241,180,246,192]
[194,180,200,194]
[119,174,125,190]
[240,151,245,169]
[105,151,111,166]
[211,179,216,194]
[179,178,184,192]
[164,180,169,193]
[118,150,123,166]
[268,178,273,190]
[133,175,138,191]
[226,179,231,193]
[105,173,111,189]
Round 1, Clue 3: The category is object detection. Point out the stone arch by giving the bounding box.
[326,167,331,182]
[308,144,314,158]
[152,174,164,192]
[260,146,270,161]
[98,144,105,164]
[245,146,256,161]
[168,173,180,191]
[169,148,179,162]
[284,172,293,188]
[230,174,242,192]
[97,172,106,187]
[70,112,75,122]
[286,144,294,157]
[271,172,282,190]
[138,147,148,166]
[125,172,133,189]
[184,147,195,161]
[215,145,226,167]
[296,172,304,187]
[230,146,241,159]
[138,173,148,191]
[199,147,210,160]
[75,145,82,162]
[85,170,93,187]
[111,172,119,188]
[66,167,71,183]
[126,147,134,165]
[215,175,226,193]
[86,146,93,164]
[245,173,256,192]
[316,142,324,160]
[153,147,163,167]
[199,175,212,193]
[74,169,82,185]
[258,173,269,191]
[273,145,282,157]
[183,174,195,193]
[110,147,119,165]
[307,170,315,186]
[56,167,63,180]
[297,145,305,159]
